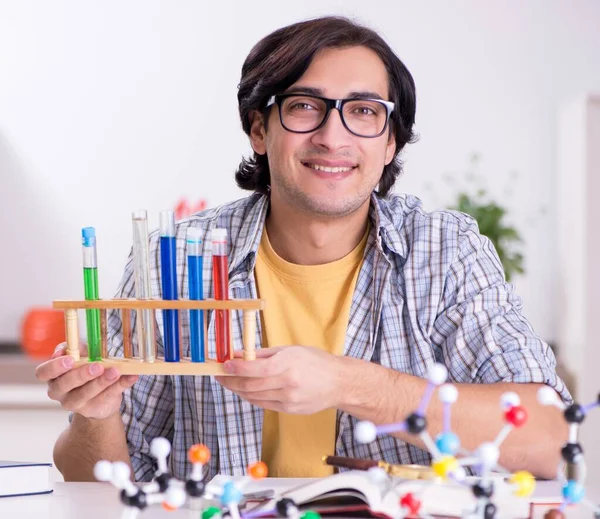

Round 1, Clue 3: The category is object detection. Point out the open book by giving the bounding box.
[209,470,535,518]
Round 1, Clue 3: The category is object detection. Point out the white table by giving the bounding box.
[0,480,597,518]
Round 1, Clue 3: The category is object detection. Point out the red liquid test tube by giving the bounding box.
[211,228,230,362]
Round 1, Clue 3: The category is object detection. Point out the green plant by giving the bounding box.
[451,189,524,282]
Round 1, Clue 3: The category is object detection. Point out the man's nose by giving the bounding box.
[310,108,353,150]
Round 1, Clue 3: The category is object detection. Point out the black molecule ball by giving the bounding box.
[405,413,427,434]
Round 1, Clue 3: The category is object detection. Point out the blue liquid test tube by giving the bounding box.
[159,211,180,362]
[186,228,205,362]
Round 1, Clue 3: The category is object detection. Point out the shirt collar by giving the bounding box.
[228,192,408,273]
[369,193,408,259]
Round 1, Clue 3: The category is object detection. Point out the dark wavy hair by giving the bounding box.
[235,16,417,198]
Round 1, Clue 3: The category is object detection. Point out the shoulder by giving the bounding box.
[377,193,484,256]
[152,193,266,245]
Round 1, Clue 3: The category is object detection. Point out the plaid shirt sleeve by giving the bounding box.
[430,214,572,403]
[106,252,175,482]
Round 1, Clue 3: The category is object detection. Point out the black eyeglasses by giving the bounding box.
[265,94,395,138]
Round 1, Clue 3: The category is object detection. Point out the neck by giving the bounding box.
[265,198,370,265]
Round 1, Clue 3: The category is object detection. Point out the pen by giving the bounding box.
[322,456,435,480]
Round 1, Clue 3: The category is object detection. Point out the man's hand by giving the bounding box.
[35,343,138,420]
[215,346,347,414]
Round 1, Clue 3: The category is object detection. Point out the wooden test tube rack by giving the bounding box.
[52,298,265,376]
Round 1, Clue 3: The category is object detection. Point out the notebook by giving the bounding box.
[0,461,53,498]
[210,470,536,518]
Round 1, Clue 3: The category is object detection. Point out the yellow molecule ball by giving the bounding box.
[188,444,211,465]
[509,470,536,497]
[248,461,268,480]
[432,455,459,480]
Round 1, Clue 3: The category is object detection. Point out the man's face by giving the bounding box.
[250,46,396,218]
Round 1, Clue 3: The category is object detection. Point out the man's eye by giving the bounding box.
[289,102,316,111]
[353,106,377,116]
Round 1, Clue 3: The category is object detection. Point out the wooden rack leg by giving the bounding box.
[243,310,256,361]
[100,309,108,358]
[65,309,80,361]
[122,309,132,359]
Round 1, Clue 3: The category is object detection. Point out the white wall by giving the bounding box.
[1,0,600,345]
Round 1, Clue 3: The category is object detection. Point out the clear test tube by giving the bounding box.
[132,210,155,362]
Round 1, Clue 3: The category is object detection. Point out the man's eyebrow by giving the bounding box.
[283,86,324,96]
[347,91,386,101]
[282,87,386,101]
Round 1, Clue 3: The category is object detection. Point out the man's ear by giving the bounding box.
[384,128,396,166]
[249,110,267,155]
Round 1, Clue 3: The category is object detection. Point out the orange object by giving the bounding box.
[188,444,211,464]
[21,307,66,359]
[248,461,268,479]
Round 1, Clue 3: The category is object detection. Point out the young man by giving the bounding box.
[37,16,570,483]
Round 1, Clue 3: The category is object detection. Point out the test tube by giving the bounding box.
[187,228,205,362]
[159,211,179,362]
[132,210,155,362]
[211,228,230,363]
[82,227,102,361]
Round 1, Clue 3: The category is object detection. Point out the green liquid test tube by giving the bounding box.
[82,227,102,361]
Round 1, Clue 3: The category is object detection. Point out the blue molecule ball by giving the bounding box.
[435,432,460,455]
[562,480,585,504]
[220,481,243,506]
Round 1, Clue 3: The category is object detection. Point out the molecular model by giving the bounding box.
[95,437,322,519]
[537,386,600,519]
[354,363,535,519]
[95,437,267,519]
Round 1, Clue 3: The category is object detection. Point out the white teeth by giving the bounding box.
[305,163,354,173]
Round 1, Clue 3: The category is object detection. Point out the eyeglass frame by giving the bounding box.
[264,93,395,139]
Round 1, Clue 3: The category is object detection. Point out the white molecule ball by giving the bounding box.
[355,421,377,444]
[112,461,132,487]
[438,384,459,404]
[164,486,187,508]
[451,465,467,482]
[93,460,113,482]
[537,386,559,406]
[427,363,448,386]
[150,437,171,459]
[367,466,388,485]
[476,442,500,469]
[500,392,520,409]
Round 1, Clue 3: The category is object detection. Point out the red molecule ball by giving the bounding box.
[505,405,528,427]
[188,444,211,465]
[400,492,421,515]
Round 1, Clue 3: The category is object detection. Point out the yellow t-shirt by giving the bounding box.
[254,226,368,477]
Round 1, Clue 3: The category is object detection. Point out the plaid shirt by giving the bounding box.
[106,192,570,482]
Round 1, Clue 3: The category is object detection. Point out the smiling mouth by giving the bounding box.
[302,162,357,173]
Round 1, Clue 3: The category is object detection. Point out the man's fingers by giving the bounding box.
[223,357,285,377]
[81,376,138,416]
[35,356,76,383]
[51,343,67,359]
[60,368,121,410]
[51,341,88,360]
[233,389,283,403]
[253,346,287,359]
[232,347,285,360]
[216,375,284,394]
[47,363,105,398]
